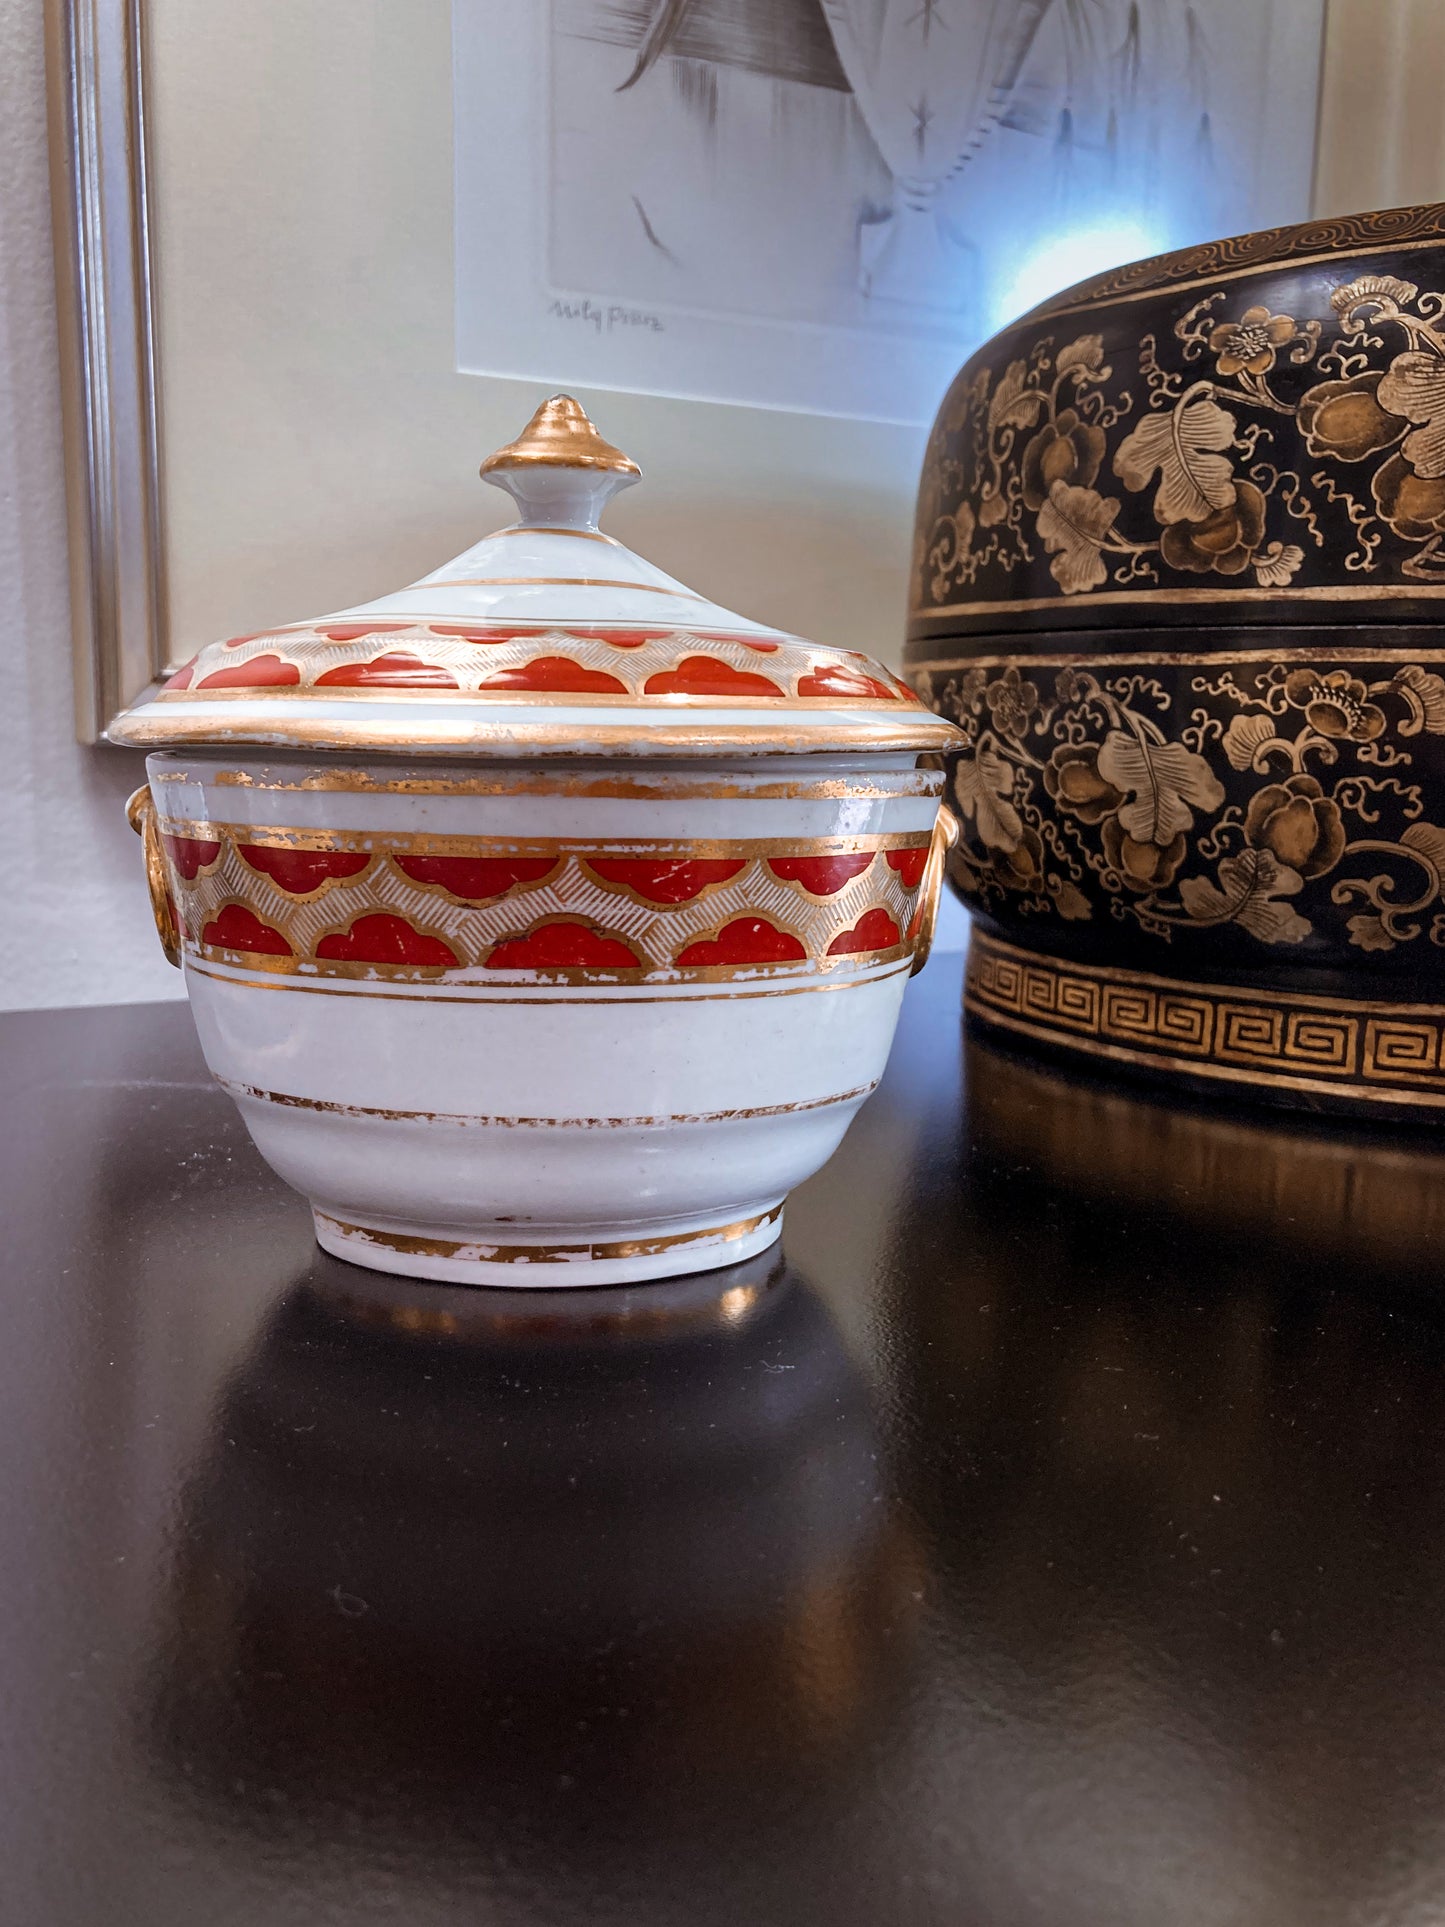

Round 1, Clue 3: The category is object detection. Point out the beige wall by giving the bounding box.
[144,0,926,687]
[1314,0,1445,218]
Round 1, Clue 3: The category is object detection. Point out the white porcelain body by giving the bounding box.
[146,748,944,1285]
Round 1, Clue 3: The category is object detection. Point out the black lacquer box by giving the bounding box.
[906,204,1445,1119]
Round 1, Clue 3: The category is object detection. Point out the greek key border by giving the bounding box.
[965,930,1445,1110]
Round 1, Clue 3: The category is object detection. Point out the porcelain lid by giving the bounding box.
[111,397,959,760]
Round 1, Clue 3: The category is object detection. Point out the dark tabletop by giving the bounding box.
[7,952,1445,1927]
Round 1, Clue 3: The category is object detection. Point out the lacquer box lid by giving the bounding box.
[906,202,1445,644]
[111,397,958,760]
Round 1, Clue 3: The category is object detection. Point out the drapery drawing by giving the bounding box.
[453,0,1325,420]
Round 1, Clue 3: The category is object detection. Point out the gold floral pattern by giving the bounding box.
[1281,669,1385,742]
[1208,306,1296,378]
[913,262,1445,613]
[1242,774,1344,880]
[917,651,1445,959]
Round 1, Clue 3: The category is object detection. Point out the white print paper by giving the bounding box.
[454,0,1324,425]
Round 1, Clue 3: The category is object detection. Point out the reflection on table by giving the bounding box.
[146,1248,919,1902]
[11,976,1445,1925]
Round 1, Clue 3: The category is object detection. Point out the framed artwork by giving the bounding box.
[456,0,1326,423]
[49,0,1327,742]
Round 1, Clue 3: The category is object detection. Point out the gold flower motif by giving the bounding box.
[983,666,1040,738]
[1101,818,1187,892]
[1208,305,1296,378]
[1043,744,1125,824]
[1243,773,1345,879]
[1020,409,1106,511]
[1160,481,1267,576]
[1254,541,1304,588]
[991,826,1046,892]
[1282,669,1386,742]
[1298,372,1405,462]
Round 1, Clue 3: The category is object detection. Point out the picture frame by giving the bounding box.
[46,0,165,743]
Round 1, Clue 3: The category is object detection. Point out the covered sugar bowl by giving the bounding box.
[112,398,962,1285]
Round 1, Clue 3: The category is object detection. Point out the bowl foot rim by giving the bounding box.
[310,1200,786,1288]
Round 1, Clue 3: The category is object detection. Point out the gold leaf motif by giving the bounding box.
[1055,334,1110,382]
[1331,274,1419,313]
[952,746,1022,854]
[925,634,1445,958]
[1112,396,1239,524]
[1096,730,1226,845]
[1399,820,1445,877]
[1394,664,1445,733]
[987,359,1047,433]
[1255,541,1304,588]
[1178,850,1311,944]
[1376,350,1445,479]
[913,244,1445,619]
[1222,712,1277,771]
[1346,912,1395,951]
[1052,881,1092,920]
[1035,482,1118,594]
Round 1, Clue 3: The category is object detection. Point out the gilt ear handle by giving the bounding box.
[126,785,182,968]
[910,804,960,978]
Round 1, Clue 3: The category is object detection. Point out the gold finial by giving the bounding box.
[480,395,641,480]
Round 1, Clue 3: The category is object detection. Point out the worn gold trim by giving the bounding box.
[151,686,914,709]
[226,610,796,641]
[966,929,1445,1110]
[415,575,703,597]
[314,1204,782,1264]
[219,1077,876,1127]
[110,712,959,756]
[909,644,1445,673]
[184,954,910,1003]
[474,524,626,546]
[181,767,938,802]
[157,822,929,860]
[188,940,916,986]
[910,580,1445,624]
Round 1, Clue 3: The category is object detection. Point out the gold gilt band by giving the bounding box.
[314,1205,783,1265]
[966,929,1445,1112]
[159,826,932,982]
